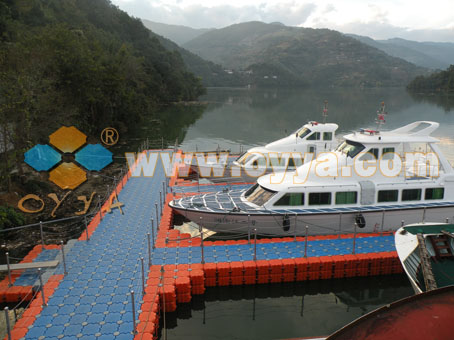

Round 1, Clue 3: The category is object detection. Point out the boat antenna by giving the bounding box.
[375,101,387,132]
[322,100,328,124]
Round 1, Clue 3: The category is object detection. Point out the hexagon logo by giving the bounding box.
[50,126,86,153]
[76,144,113,171]
[49,163,87,190]
[24,145,61,171]
[24,126,113,190]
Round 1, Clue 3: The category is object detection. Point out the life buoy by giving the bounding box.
[283,214,290,232]
[355,213,366,228]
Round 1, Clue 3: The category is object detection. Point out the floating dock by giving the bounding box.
[1,150,402,340]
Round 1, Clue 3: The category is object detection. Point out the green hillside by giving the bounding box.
[408,65,454,92]
[150,31,247,87]
[184,21,428,87]
[0,0,204,129]
[0,0,205,191]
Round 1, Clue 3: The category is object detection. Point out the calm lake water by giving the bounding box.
[179,87,454,163]
[161,276,414,340]
[154,87,453,339]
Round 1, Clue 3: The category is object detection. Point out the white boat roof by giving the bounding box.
[245,122,339,154]
[302,121,338,132]
[344,121,440,144]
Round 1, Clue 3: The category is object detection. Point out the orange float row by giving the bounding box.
[202,252,402,286]
[0,245,62,303]
[5,274,64,340]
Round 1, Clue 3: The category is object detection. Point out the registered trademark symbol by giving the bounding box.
[101,127,119,146]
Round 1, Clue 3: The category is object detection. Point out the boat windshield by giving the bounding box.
[296,127,312,139]
[245,184,276,206]
[335,140,365,158]
[236,152,255,165]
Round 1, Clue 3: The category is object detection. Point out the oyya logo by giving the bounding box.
[24,126,113,190]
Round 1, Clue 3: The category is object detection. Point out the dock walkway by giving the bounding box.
[2,152,401,340]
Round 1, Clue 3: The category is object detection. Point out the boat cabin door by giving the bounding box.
[359,180,375,205]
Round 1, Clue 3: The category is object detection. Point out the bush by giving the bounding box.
[0,205,26,231]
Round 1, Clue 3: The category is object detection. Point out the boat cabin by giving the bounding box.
[233,122,339,171]
[242,121,453,210]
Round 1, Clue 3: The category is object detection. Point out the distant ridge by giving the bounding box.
[348,34,454,70]
[142,19,213,45]
[183,21,428,87]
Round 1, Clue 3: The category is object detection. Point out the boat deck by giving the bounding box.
[432,259,454,288]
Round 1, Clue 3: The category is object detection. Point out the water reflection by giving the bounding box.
[160,275,413,340]
[408,91,454,113]
[112,104,205,157]
[180,88,454,163]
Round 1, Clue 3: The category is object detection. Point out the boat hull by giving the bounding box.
[325,286,454,340]
[394,228,423,294]
[173,205,454,236]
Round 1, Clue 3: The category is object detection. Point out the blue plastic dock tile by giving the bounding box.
[26,326,47,339]
[114,332,135,340]
[100,322,119,334]
[82,323,101,335]
[64,324,84,336]
[117,321,134,334]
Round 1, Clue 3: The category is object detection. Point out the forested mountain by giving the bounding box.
[407,65,454,92]
[148,28,246,87]
[183,21,428,87]
[349,35,454,70]
[142,19,212,45]
[0,0,205,192]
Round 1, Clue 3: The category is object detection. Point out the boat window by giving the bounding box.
[269,155,301,169]
[425,188,444,200]
[382,147,395,160]
[360,148,379,161]
[297,127,311,139]
[309,192,331,205]
[250,156,266,167]
[335,191,358,204]
[307,132,321,140]
[245,184,276,206]
[244,184,258,197]
[402,189,422,201]
[323,132,333,141]
[377,190,398,203]
[294,156,303,166]
[274,193,304,206]
[235,151,246,162]
[335,140,365,158]
[236,153,255,165]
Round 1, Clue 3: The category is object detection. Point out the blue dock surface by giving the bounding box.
[12,154,397,340]
[22,158,167,340]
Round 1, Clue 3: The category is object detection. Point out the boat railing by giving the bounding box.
[417,234,438,291]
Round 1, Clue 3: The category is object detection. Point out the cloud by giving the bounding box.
[111,0,454,42]
[302,3,454,42]
[113,0,317,28]
[367,4,389,24]
[312,20,454,42]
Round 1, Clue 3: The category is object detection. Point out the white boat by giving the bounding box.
[231,121,338,176]
[170,118,454,237]
[395,222,454,294]
[188,104,339,181]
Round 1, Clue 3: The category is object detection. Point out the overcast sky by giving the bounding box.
[111,0,454,42]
